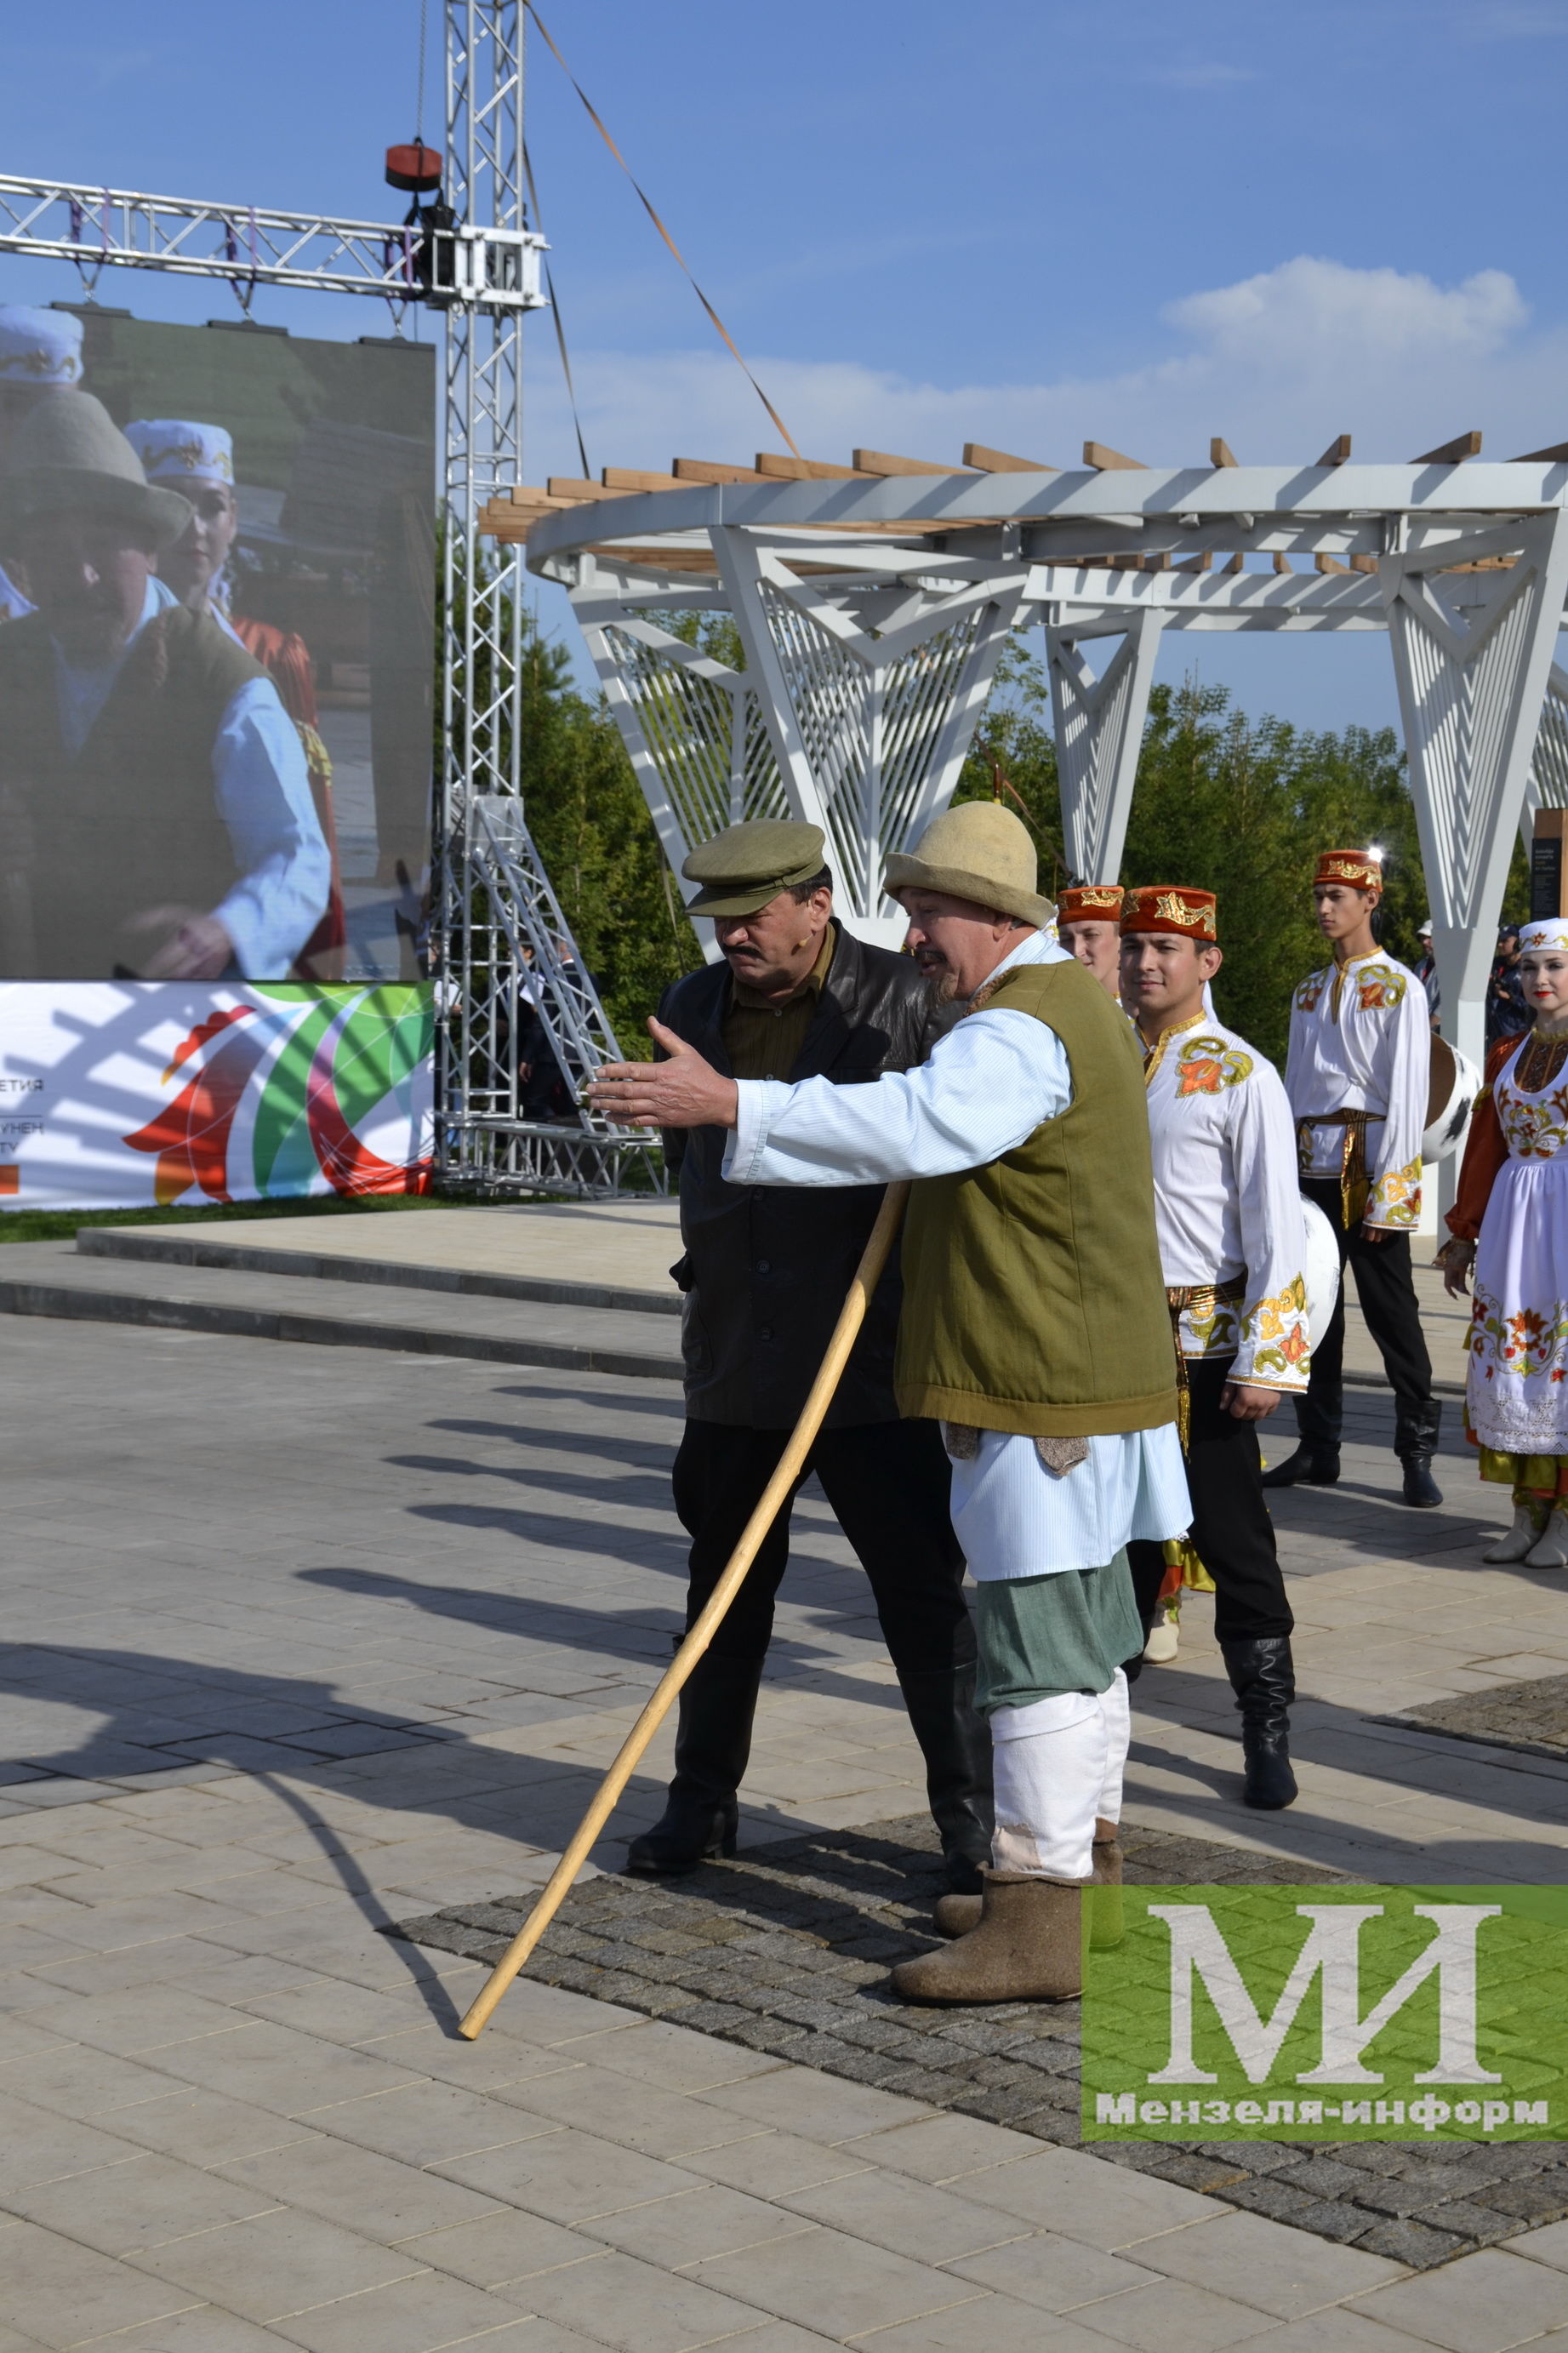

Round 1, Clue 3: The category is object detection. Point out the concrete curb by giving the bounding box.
[76,1225,681,1317]
[0,1276,683,1380]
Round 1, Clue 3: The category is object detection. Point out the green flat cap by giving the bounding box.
[682,820,829,917]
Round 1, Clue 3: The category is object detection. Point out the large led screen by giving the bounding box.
[0,307,436,985]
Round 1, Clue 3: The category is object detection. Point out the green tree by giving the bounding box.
[441,538,698,1054]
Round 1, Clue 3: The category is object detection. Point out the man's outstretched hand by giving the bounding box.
[587,1018,740,1130]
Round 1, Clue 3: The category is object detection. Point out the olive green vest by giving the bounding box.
[895,958,1177,1436]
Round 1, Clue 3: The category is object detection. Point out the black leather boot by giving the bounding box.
[1395,1401,1443,1509]
[1260,1442,1340,1489]
[1221,1636,1298,1810]
[624,1650,763,1876]
[895,1663,995,1894]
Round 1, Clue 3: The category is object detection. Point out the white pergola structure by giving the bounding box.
[484,433,1568,1078]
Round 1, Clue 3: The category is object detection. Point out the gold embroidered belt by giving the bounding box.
[1297,1109,1384,1228]
[1165,1277,1246,1449]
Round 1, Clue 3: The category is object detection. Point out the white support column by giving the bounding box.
[1383,510,1568,1080]
[1520,661,1568,850]
[1047,608,1166,883]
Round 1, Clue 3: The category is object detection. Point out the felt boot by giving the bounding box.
[1222,1635,1298,1810]
[896,1662,994,1895]
[1485,1503,1548,1563]
[1395,1402,1443,1509]
[624,1650,761,1876]
[934,1816,1122,1943]
[893,1870,1087,2003]
[1525,1504,1568,1570]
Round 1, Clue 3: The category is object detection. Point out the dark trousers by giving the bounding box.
[672,1417,972,1675]
[1296,1176,1433,1448]
[1127,1357,1294,1648]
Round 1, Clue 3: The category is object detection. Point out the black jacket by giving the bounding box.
[659,922,936,1428]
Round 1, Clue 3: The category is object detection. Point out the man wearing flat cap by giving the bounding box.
[595,802,1189,2006]
[625,817,993,1893]
[0,390,329,980]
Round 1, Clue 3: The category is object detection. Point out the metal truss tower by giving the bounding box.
[435,2,664,1198]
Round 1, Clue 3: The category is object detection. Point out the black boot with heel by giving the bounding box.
[1221,1635,1298,1810]
[625,1649,763,1876]
[895,1662,994,1895]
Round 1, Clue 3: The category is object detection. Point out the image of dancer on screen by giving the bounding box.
[127,417,345,979]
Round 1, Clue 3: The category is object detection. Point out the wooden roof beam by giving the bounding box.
[1084,440,1147,471]
[545,478,623,500]
[755,452,875,480]
[602,466,698,492]
[1210,438,1239,468]
[962,442,1054,472]
[1411,431,1482,465]
[1315,552,1350,574]
[1318,434,1352,466]
[671,458,769,483]
[1513,440,1568,462]
[852,448,975,477]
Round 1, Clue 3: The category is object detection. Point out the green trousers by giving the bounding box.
[972,1551,1143,1714]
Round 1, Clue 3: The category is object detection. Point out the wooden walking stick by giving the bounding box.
[458,1178,910,2040]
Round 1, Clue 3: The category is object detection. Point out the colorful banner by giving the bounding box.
[0,981,432,1211]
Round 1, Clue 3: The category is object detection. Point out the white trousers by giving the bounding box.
[989,1668,1129,1880]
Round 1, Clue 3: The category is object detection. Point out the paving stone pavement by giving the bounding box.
[396,1809,1568,2270]
[2,1310,1568,2347]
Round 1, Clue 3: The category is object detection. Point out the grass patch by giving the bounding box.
[0,1195,448,1247]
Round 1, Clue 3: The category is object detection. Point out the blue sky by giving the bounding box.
[4,0,1565,728]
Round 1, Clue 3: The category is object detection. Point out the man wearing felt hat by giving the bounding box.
[592,802,1189,2006]
[1267,848,1440,1505]
[0,390,329,982]
[620,817,994,1895]
[0,305,83,622]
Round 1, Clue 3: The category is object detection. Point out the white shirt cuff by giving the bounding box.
[722,1079,784,1184]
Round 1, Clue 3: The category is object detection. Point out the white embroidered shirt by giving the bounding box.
[1142,1014,1311,1391]
[1285,951,1427,1228]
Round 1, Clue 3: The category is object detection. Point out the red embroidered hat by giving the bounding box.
[1314,848,1383,894]
[1120,885,1218,942]
[1058,883,1124,926]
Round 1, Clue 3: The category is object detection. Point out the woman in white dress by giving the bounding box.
[1440,918,1568,1568]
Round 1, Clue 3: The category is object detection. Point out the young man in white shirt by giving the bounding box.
[1055,882,1124,1001]
[1120,885,1310,1809]
[1266,850,1440,1507]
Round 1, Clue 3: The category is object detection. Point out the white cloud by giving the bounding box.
[520,254,1567,491]
[1166,256,1525,368]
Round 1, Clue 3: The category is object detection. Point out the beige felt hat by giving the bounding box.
[884,801,1054,928]
[0,389,194,549]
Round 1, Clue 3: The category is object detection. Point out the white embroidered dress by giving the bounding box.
[1467,1036,1568,1458]
[1285,951,1427,1229]
[1143,1014,1311,1393]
